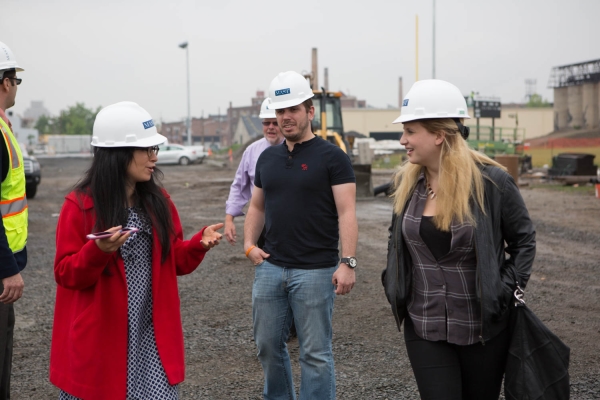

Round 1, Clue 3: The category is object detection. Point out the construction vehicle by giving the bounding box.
[304,48,373,197]
[310,89,347,151]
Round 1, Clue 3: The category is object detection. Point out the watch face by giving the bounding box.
[349,258,357,268]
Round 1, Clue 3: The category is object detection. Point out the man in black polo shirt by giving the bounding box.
[244,71,357,400]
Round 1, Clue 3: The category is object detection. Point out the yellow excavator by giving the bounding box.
[304,62,373,197]
[311,88,348,151]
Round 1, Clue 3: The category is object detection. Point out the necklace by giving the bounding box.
[426,182,436,199]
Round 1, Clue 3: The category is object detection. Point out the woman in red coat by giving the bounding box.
[50,102,223,400]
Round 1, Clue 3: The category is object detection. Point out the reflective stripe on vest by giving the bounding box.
[0,117,28,253]
[0,124,20,169]
[0,196,27,217]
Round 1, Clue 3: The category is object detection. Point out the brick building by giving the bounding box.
[159,116,226,147]
[159,91,265,148]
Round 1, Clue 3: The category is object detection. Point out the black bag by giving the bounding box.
[504,284,571,400]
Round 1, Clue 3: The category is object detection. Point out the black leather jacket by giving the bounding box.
[382,165,536,343]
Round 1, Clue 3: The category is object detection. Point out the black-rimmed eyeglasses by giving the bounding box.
[6,77,22,86]
[146,145,160,157]
[262,121,278,127]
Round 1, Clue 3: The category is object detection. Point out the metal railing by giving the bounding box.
[465,125,526,143]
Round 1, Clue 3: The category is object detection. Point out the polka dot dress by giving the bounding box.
[60,207,179,400]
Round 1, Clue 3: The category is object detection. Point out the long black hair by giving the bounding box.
[75,146,174,261]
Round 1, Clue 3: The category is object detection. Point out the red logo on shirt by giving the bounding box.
[301,164,308,171]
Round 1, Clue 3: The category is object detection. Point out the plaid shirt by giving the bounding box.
[402,173,481,345]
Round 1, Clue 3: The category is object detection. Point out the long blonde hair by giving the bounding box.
[392,118,505,231]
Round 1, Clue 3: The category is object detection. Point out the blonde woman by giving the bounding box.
[382,80,536,400]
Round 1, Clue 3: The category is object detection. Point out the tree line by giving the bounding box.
[34,103,101,135]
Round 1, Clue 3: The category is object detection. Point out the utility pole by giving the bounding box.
[179,41,192,146]
[432,0,436,79]
[416,15,419,81]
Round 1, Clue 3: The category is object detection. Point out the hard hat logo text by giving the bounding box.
[142,120,155,129]
[403,99,409,107]
[275,88,291,96]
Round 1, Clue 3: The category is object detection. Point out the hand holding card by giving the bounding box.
[86,227,139,240]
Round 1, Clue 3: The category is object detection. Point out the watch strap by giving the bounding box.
[340,256,357,268]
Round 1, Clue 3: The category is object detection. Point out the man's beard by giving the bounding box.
[282,117,310,142]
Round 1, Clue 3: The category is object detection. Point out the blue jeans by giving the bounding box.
[252,260,337,400]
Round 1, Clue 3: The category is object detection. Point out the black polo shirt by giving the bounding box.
[254,136,355,269]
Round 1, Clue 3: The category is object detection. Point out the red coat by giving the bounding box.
[50,190,209,400]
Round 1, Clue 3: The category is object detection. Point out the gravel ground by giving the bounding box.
[8,157,600,399]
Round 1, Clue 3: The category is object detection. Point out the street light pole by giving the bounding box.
[432,0,436,79]
[179,41,191,146]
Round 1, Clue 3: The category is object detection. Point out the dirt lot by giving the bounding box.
[9,156,600,399]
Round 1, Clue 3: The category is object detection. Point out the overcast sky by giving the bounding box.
[3,0,599,123]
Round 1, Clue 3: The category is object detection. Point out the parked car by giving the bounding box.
[188,145,208,164]
[19,144,41,199]
[156,144,199,166]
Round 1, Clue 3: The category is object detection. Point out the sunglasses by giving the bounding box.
[6,77,22,86]
[262,121,278,127]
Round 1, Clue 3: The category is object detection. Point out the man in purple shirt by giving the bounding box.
[224,98,284,245]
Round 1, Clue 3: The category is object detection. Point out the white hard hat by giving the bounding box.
[91,101,167,148]
[259,98,276,119]
[0,41,24,73]
[393,79,470,124]
[267,71,313,110]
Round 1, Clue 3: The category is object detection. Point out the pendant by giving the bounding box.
[427,183,436,199]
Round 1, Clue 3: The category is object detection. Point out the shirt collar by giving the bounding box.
[0,109,12,130]
[283,135,317,154]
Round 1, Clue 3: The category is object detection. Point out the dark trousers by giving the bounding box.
[404,317,509,400]
[0,301,14,400]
